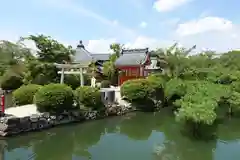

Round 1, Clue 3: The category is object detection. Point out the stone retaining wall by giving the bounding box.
[0,103,133,137]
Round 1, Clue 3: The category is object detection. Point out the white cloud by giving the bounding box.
[175,28,240,52]
[85,36,173,53]
[85,17,240,53]
[139,21,147,28]
[125,36,172,49]
[2,27,240,55]
[173,17,240,52]
[176,17,233,36]
[86,38,117,53]
[153,0,192,12]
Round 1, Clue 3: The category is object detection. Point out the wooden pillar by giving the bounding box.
[80,68,84,86]
[139,66,143,77]
[60,68,65,84]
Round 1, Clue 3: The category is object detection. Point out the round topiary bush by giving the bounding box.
[121,79,154,102]
[75,86,103,110]
[13,84,42,106]
[100,80,111,88]
[0,70,23,90]
[121,79,155,111]
[34,83,75,114]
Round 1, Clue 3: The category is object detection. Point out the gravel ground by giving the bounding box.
[5,104,39,117]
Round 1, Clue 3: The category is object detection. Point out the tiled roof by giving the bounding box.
[91,53,110,61]
[115,48,148,66]
[73,47,93,63]
[73,47,110,63]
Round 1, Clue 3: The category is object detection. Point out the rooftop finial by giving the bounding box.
[77,40,85,49]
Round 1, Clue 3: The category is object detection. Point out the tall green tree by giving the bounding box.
[22,34,75,63]
[154,43,196,78]
[0,40,32,76]
[21,35,75,85]
[103,43,122,85]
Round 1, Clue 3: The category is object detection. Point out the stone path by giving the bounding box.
[5,104,39,118]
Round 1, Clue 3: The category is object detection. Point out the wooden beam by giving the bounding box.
[54,63,89,69]
[57,71,85,74]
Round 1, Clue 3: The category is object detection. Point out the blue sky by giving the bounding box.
[0,0,240,52]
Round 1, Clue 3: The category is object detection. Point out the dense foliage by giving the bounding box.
[64,74,91,90]
[75,86,103,110]
[34,84,75,114]
[0,70,23,90]
[100,80,111,88]
[102,43,123,85]
[13,84,41,105]
[121,76,165,111]
[121,44,240,138]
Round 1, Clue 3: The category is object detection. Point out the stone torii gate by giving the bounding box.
[54,40,110,86]
[54,63,89,86]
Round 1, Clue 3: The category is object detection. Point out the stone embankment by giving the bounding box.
[0,103,133,137]
[0,86,133,137]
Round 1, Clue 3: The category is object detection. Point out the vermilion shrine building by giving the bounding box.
[55,41,160,86]
[115,48,159,85]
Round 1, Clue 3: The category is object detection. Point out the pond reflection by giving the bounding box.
[3,111,240,160]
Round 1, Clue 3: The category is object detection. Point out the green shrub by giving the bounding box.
[147,74,165,89]
[121,79,156,110]
[0,70,23,90]
[121,79,154,102]
[100,80,111,88]
[64,75,81,90]
[146,74,166,103]
[13,84,42,106]
[75,86,103,110]
[64,74,91,89]
[34,83,75,114]
[164,78,187,103]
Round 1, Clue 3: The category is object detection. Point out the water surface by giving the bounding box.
[2,111,240,160]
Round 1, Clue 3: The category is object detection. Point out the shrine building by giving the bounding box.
[115,48,156,85]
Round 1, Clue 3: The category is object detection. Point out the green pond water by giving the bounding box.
[1,111,240,160]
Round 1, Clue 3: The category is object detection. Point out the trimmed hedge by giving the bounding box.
[34,83,75,114]
[13,84,42,106]
[75,86,103,110]
[121,77,166,110]
[120,79,154,102]
[0,70,23,90]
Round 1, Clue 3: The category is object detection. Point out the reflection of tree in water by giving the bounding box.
[5,111,239,160]
[119,112,158,140]
[4,117,121,160]
[217,117,240,141]
[154,138,216,160]
[6,132,49,151]
[33,120,110,159]
[0,140,7,160]
[33,126,76,160]
[72,120,107,158]
[152,111,217,160]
